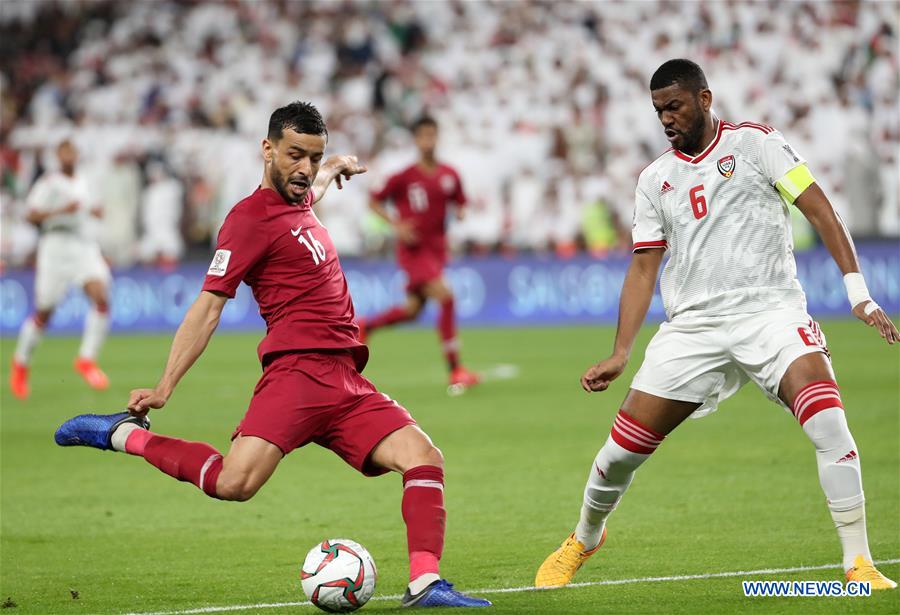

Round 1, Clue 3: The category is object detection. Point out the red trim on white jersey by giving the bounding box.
[673,119,725,164]
[633,240,667,252]
[722,121,774,134]
[672,119,775,164]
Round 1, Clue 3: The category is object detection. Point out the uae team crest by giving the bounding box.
[717,154,736,178]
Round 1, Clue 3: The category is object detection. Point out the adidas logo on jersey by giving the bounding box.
[835,450,858,464]
[660,181,674,194]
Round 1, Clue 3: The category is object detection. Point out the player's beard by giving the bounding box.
[680,101,709,154]
[269,164,308,204]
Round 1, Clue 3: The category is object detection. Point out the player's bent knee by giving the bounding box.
[422,444,444,469]
[215,472,262,502]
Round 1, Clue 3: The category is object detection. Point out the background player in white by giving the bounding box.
[535,59,898,590]
[10,140,112,399]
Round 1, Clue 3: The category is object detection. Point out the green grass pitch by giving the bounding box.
[1,321,898,614]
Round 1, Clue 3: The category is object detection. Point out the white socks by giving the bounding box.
[577,437,652,549]
[576,411,664,549]
[110,421,141,453]
[801,406,870,571]
[14,317,44,365]
[573,396,871,572]
[78,308,110,360]
[408,573,440,595]
[832,506,871,572]
[14,309,108,365]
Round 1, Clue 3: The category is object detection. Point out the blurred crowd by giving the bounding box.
[2,0,897,268]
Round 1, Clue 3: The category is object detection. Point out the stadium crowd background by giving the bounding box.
[1,0,897,269]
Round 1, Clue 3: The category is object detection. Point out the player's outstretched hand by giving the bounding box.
[327,155,368,190]
[581,355,628,392]
[127,388,167,415]
[853,301,899,345]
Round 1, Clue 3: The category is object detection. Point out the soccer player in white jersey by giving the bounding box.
[10,140,112,399]
[535,59,898,590]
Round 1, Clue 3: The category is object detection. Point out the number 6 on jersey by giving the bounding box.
[689,184,708,220]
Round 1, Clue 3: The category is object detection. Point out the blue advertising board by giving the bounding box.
[1,243,897,336]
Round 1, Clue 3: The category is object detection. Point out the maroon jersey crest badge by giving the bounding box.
[717,155,736,178]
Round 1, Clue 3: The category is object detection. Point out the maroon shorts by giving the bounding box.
[233,351,416,476]
[397,243,447,292]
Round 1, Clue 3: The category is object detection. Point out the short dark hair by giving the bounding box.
[411,115,438,133]
[267,101,327,141]
[649,59,708,92]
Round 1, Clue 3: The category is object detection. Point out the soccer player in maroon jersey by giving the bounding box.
[358,117,480,392]
[54,102,490,609]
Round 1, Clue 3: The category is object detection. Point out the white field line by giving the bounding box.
[125,557,900,615]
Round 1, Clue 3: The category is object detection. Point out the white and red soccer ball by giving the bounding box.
[301,539,377,612]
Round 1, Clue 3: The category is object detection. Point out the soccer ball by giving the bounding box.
[301,538,377,612]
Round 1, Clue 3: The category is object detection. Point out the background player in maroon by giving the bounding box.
[54,102,490,609]
[359,116,480,392]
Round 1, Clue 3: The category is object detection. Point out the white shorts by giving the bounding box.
[631,310,828,419]
[34,233,111,310]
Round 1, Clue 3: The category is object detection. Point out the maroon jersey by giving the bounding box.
[370,163,466,241]
[202,187,368,370]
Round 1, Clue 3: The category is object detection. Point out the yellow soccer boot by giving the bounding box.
[535,529,606,588]
[845,555,897,590]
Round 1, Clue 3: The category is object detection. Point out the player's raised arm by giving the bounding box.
[581,249,664,392]
[792,184,898,344]
[129,290,227,413]
[311,155,367,204]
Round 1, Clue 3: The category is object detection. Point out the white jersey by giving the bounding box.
[26,171,97,239]
[632,120,811,321]
[26,171,110,308]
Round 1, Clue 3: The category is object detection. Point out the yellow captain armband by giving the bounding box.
[775,164,816,204]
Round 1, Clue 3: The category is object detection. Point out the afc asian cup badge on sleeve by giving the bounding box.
[717,154,736,178]
[207,249,231,276]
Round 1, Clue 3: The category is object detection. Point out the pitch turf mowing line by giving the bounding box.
[126,557,900,614]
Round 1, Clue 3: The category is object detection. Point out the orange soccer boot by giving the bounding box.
[447,366,480,395]
[74,357,109,391]
[10,359,30,399]
[535,529,607,588]
[845,555,897,590]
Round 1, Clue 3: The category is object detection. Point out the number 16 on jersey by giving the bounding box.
[292,227,327,265]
